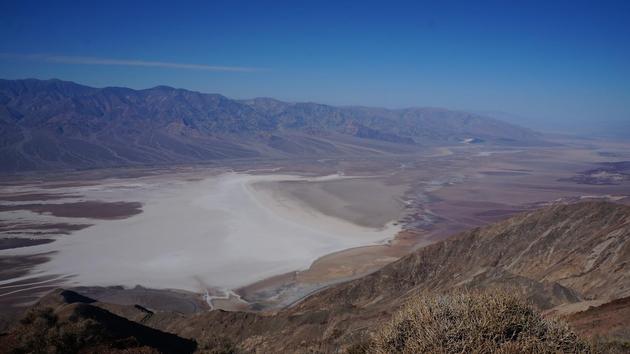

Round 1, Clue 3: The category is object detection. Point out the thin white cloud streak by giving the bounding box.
[0,53,264,72]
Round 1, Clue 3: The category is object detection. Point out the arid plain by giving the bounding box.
[1,137,629,328]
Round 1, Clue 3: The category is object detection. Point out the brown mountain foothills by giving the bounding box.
[1,201,629,353]
[0,79,543,173]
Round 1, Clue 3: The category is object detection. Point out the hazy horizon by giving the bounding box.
[1,1,629,136]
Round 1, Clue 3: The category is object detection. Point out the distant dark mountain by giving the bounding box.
[0,79,542,172]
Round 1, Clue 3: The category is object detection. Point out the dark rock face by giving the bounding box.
[562,161,630,185]
[0,79,542,172]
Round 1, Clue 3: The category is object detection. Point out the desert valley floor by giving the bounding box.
[1,137,630,329]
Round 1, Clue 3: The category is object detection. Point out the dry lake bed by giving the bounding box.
[0,169,409,317]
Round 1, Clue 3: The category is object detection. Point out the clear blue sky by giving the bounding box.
[1,0,629,134]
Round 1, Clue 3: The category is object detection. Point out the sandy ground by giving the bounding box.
[254,178,406,228]
[0,172,406,296]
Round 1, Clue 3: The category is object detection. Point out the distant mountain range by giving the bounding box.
[0,79,542,172]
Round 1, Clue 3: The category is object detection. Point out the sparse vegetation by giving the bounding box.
[9,307,111,354]
[367,291,593,354]
[197,335,238,354]
[3,303,192,354]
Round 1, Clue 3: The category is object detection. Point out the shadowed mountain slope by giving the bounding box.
[0,79,542,172]
[0,290,196,354]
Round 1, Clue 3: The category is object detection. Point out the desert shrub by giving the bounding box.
[197,334,238,354]
[10,307,107,354]
[345,341,370,354]
[589,337,630,354]
[368,291,593,354]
